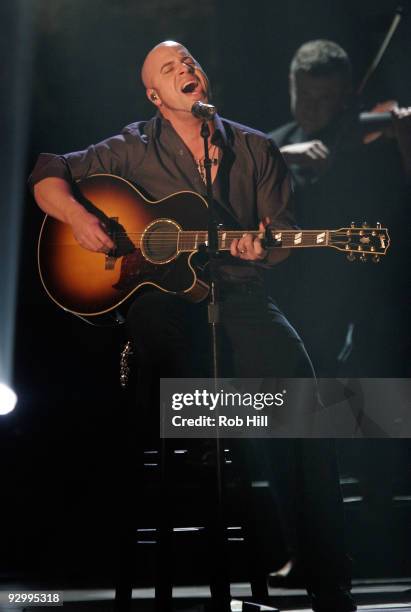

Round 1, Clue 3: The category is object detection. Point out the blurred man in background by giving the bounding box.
[267,38,411,589]
[269,39,411,378]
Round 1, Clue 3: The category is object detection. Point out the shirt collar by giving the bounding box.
[154,112,229,149]
[212,114,229,148]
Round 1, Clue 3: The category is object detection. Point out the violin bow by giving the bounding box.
[319,4,405,176]
[357,5,404,96]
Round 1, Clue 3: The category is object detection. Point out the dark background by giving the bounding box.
[1,0,410,588]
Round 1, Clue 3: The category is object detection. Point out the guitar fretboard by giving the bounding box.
[178,229,329,251]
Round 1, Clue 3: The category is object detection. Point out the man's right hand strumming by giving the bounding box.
[34,176,115,253]
[67,206,115,253]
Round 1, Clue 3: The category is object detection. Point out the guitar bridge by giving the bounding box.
[105,255,117,270]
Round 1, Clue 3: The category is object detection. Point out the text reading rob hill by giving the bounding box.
[160,379,287,438]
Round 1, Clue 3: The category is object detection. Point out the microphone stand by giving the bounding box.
[201,120,220,380]
[197,107,276,611]
[200,119,231,611]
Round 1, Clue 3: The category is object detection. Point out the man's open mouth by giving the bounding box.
[181,80,199,94]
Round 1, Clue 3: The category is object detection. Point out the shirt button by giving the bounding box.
[179,149,184,156]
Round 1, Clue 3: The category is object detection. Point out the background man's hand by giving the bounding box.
[366,102,411,177]
[392,106,411,178]
[280,140,330,170]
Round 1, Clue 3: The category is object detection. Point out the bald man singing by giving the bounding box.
[29,39,311,378]
[29,41,355,612]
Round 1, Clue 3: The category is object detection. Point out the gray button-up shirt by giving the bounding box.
[29,113,294,283]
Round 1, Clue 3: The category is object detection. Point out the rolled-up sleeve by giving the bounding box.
[28,153,71,193]
[28,130,144,193]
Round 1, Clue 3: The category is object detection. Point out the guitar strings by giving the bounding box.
[91,230,369,248]
[89,231,350,240]
[88,230,379,237]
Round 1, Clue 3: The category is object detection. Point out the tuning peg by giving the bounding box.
[372,254,380,263]
[347,252,356,262]
[360,254,367,263]
[362,221,368,228]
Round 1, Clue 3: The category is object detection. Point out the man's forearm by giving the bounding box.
[34,176,115,252]
[33,177,85,224]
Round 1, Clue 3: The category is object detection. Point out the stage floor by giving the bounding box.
[0,579,410,611]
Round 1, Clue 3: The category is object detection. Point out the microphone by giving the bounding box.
[191,101,217,120]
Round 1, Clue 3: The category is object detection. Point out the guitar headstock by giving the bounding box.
[329,222,390,263]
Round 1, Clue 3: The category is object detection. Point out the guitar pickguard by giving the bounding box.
[112,250,197,294]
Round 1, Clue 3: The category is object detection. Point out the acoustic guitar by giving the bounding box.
[37,174,390,319]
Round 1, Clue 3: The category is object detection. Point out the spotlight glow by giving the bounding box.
[0,383,17,415]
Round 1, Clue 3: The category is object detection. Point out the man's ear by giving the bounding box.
[147,89,161,106]
[289,73,297,112]
[288,73,294,96]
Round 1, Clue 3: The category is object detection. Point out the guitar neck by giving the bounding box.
[178,228,330,251]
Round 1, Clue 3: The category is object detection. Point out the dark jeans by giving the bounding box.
[126,284,313,378]
[125,287,352,602]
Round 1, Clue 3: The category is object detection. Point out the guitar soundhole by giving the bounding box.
[142,219,179,263]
